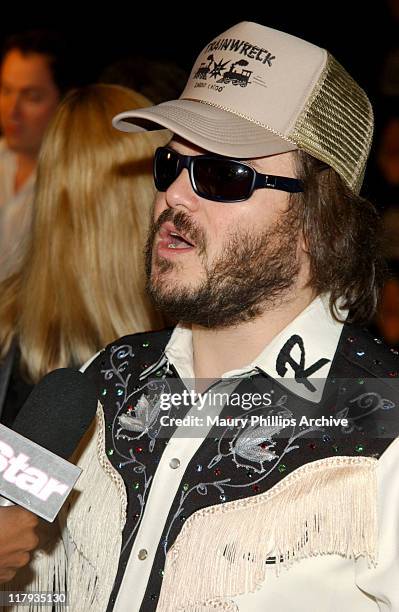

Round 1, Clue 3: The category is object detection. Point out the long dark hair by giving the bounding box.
[292,151,386,324]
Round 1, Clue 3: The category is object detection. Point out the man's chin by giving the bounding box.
[149,276,198,298]
[4,137,22,151]
[151,256,204,283]
[5,138,34,155]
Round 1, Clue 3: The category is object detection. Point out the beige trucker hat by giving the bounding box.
[113,21,373,193]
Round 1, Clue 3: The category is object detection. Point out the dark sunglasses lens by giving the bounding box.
[154,148,179,191]
[193,159,254,202]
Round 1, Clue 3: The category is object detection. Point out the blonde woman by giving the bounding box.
[0,84,168,426]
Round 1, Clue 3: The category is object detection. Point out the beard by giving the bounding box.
[145,207,301,329]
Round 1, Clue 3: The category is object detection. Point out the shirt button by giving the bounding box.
[169,458,180,469]
[138,549,148,560]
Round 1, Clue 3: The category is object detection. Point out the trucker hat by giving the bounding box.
[113,21,373,193]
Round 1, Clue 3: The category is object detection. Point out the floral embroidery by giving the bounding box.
[117,394,162,436]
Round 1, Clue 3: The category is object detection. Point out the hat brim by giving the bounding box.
[112,99,297,159]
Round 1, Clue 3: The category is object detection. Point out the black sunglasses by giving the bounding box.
[153,147,304,203]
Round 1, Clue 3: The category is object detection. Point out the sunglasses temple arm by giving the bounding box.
[262,174,304,193]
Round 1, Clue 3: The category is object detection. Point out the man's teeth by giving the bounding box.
[168,231,192,249]
[167,242,190,249]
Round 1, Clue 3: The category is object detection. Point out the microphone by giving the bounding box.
[0,368,97,521]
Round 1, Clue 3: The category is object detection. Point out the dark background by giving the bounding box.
[1,2,397,200]
[0,3,393,99]
[2,3,399,343]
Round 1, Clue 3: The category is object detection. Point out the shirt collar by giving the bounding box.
[160,294,347,402]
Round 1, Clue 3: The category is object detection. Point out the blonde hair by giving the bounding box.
[0,84,169,382]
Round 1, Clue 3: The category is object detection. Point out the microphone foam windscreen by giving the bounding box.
[12,368,98,459]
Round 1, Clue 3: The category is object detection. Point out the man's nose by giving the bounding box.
[7,93,22,119]
[164,168,201,213]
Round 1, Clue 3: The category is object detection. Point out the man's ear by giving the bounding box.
[299,231,310,255]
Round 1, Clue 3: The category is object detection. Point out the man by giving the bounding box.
[6,21,399,611]
[0,30,73,279]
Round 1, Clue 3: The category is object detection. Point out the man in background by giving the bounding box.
[0,30,74,279]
